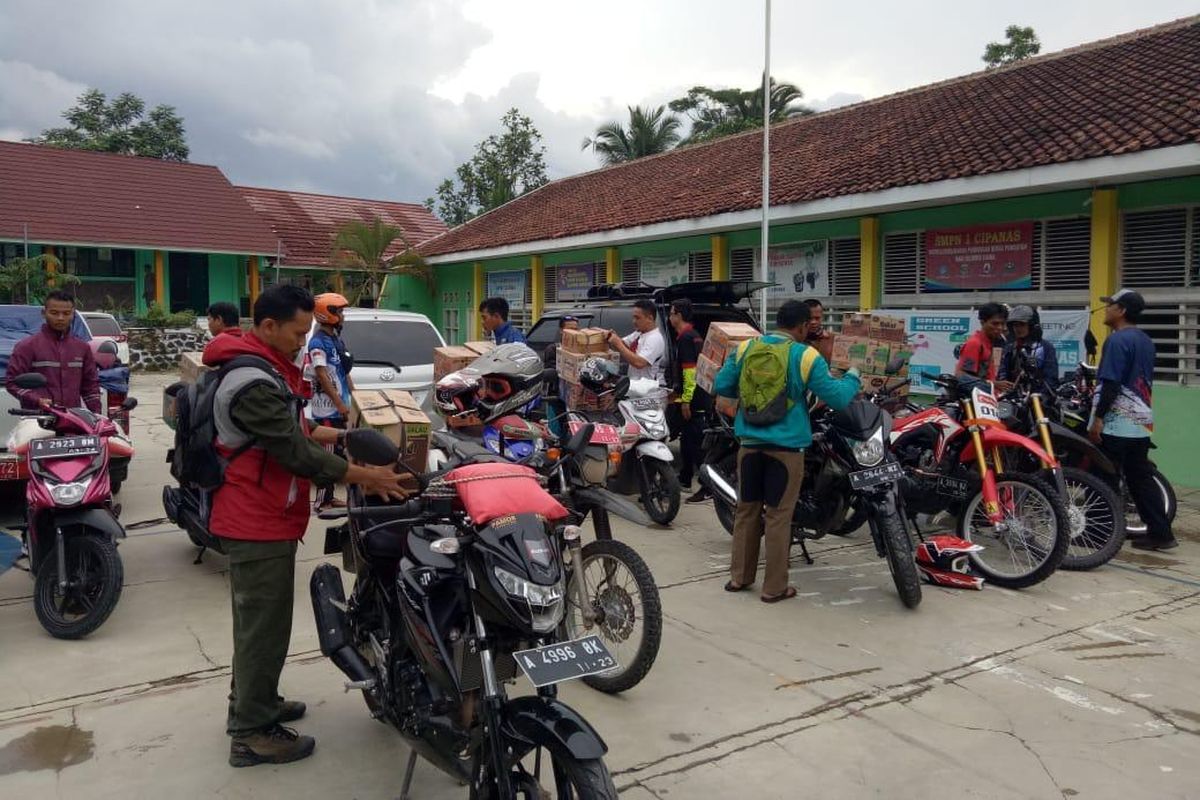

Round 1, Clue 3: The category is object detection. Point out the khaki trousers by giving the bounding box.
[730,448,805,597]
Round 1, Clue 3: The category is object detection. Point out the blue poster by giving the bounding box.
[556,263,594,301]
[487,270,527,306]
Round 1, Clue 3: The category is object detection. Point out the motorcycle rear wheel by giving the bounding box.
[710,453,738,535]
[1123,468,1177,535]
[956,473,1069,589]
[877,510,921,608]
[563,539,662,694]
[1059,467,1125,571]
[34,534,123,639]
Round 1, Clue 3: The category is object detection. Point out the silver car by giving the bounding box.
[309,308,446,420]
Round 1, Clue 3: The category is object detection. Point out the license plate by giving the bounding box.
[0,458,20,480]
[513,635,618,688]
[630,396,664,411]
[30,436,101,460]
[848,461,904,490]
[936,475,970,498]
[972,388,1000,422]
[569,421,621,446]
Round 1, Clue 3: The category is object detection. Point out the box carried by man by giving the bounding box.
[349,389,431,472]
[560,328,610,354]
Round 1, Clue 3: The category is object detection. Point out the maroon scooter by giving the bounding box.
[8,372,135,638]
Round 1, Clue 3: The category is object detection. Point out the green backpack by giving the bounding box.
[738,338,794,425]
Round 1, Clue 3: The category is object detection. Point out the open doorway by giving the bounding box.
[168,252,209,313]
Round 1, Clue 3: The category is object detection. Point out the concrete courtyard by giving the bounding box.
[1,373,1198,799]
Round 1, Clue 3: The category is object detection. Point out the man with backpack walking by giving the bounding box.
[713,300,860,602]
[192,285,410,767]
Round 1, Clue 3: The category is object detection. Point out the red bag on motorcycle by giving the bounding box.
[445,462,570,525]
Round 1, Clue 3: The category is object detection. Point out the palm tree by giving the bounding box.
[671,77,813,144]
[582,105,683,165]
[330,218,433,307]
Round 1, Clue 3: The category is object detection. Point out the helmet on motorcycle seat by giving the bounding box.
[915,535,984,590]
[313,293,350,326]
[578,357,619,395]
[91,339,119,370]
[435,368,483,421]
[469,343,545,423]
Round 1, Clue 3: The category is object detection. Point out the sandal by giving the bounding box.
[724,581,749,593]
[761,586,798,603]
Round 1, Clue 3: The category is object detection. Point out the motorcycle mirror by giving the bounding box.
[12,373,47,390]
[1084,329,1098,358]
[345,428,400,466]
[885,355,908,375]
[121,397,139,411]
[562,423,595,458]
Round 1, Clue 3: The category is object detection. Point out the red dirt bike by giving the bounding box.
[883,374,1070,589]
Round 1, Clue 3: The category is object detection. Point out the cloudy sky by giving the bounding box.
[1,0,1194,208]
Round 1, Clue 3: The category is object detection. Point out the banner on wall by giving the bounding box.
[877,308,1090,392]
[640,255,689,287]
[555,263,594,301]
[486,270,527,306]
[755,240,829,297]
[924,222,1034,292]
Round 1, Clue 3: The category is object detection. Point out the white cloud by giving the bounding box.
[243,128,337,160]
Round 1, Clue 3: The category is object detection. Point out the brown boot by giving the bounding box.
[278,700,307,723]
[229,724,316,768]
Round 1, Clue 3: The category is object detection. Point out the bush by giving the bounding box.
[167,310,197,329]
[135,303,197,329]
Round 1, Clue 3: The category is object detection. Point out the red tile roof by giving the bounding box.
[237,186,448,269]
[421,16,1200,258]
[0,141,278,254]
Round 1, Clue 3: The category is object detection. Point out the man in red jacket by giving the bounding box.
[204,284,410,768]
[5,291,100,413]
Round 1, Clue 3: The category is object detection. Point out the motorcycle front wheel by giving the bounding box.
[956,473,1069,589]
[1059,467,1125,570]
[476,744,617,799]
[638,458,680,525]
[563,539,662,694]
[876,509,921,608]
[34,534,123,639]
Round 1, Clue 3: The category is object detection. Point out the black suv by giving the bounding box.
[526,280,768,379]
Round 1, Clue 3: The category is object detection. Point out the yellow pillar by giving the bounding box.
[334,271,345,294]
[859,217,881,312]
[605,247,620,284]
[44,246,57,286]
[249,255,261,307]
[472,261,485,339]
[1089,188,1119,347]
[711,234,729,281]
[530,255,544,322]
[154,250,165,306]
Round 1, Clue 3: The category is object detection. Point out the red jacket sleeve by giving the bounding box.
[5,338,50,409]
[79,342,101,413]
[956,337,985,378]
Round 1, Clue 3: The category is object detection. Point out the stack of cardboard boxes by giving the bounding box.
[695,322,759,395]
[556,328,618,411]
[830,313,913,395]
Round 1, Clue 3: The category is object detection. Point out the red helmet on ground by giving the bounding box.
[915,535,985,590]
[313,293,350,326]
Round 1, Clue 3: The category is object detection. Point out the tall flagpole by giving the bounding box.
[759,0,771,327]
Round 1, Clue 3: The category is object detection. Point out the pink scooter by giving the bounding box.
[8,372,135,638]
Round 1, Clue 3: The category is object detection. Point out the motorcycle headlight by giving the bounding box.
[494,567,565,633]
[50,480,90,506]
[851,430,886,467]
[644,421,668,439]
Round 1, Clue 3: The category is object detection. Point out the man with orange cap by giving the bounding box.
[308,293,354,509]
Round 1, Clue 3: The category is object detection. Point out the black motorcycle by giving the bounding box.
[699,398,923,608]
[311,426,618,799]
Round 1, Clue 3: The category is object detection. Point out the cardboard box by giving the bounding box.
[349,389,431,472]
[564,383,615,412]
[859,373,911,397]
[179,352,210,385]
[560,327,610,354]
[695,353,722,395]
[701,321,758,365]
[555,347,618,386]
[433,345,479,381]
[842,313,871,338]
[864,339,893,375]
[463,340,495,356]
[830,336,853,371]
[835,336,872,372]
[869,314,907,343]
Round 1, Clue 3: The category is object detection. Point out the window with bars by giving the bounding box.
[621,258,640,284]
[731,247,754,281]
[1121,207,1194,289]
[883,232,922,295]
[689,251,713,281]
[442,308,460,345]
[830,237,861,297]
[1041,217,1091,290]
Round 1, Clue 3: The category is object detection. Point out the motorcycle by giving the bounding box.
[311,425,618,799]
[432,387,663,695]
[606,378,679,525]
[886,374,1070,589]
[6,372,135,638]
[699,395,924,608]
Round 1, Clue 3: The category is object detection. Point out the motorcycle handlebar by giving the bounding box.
[8,408,48,417]
[348,498,427,519]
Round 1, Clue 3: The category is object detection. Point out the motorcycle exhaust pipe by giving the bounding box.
[701,464,737,504]
[309,564,373,683]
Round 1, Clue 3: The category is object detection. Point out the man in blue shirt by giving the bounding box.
[714,300,861,602]
[1088,289,1174,551]
[479,297,526,345]
[307,293,354,510]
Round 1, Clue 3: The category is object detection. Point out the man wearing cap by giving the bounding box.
[1089,289,1176,551]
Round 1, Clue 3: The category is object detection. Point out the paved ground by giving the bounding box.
[1,373,1199,799]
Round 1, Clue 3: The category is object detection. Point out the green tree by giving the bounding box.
[0,254,80,305]
[30,89,189,161]
[669,77,812,144]
[982,25,1041,68]
[581,105,683,165]
[330,218,433,308]
[427,108,548,226]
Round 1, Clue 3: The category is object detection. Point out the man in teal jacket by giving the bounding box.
[714,300,860,602]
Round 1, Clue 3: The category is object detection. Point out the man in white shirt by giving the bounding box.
[608,299,666,384]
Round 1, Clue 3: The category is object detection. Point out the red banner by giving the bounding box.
[924,222,1034,291]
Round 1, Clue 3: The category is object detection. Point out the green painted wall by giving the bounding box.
[207,254,242,306]
[726,218,860,248]
[1150,384,1200,490]
[1119,175,1200,210]
[621,235,713,259]
[879,190,1093,233]
[433,262,476,345]
[544,247,608,267]
[381,274,437,318]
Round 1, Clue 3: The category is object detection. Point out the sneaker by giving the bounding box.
[278,700,307,723]
[685,488,712,504]
[229,724,316,768]
[1130,538,1179,552]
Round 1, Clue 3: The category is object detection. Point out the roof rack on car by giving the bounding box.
[586,282,661,300]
